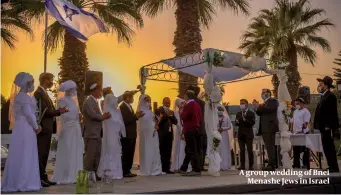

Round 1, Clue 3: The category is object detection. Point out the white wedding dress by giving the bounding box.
[51,96,84,184]
[137,95,163,176]
[170,98,192,172]
[97,95,126,179]
[218,111,232,171]
[1,92,41,192]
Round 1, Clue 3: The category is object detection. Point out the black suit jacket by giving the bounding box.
[256,98,279,134]
[119,102,138,140]
[194,98,206,136]
[235,110,256,138]
[34,87,61,134]
[314,90,339,131]
[155,106,178,137]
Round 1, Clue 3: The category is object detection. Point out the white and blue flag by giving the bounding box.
[45,0,107,42]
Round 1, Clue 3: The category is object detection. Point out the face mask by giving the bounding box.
[146,103,151,107]
[217,111,224,116]
[240,104,246,110]
[163,106,169,111]
[261,94,268,100]
[295,105,301,110]
[28,84,35,93]
[317,86,324,93]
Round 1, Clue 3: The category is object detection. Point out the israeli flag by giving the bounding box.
[45,0,107,42]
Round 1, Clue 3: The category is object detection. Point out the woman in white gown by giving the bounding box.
[51,80,84,184]
[217,104,232,171]
[137,94,164,176]
[97,94,126,179]
[170,98,191,172]
[1,72,41,192]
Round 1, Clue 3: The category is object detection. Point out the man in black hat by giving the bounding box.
[314,76,340,172]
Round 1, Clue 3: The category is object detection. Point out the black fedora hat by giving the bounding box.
[317,76,335,88]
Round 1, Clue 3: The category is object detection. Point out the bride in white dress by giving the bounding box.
[170,98,191,172]
[217,104,232,170]
[1,72,41,192]
[137,94,164,176]
[51,80,84,184]
[97,94,126,179]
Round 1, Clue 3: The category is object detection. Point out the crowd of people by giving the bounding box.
[1,72,340,193]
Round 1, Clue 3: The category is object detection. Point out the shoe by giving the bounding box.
[45,180,57,185]
[165,171,175,174]
[178,170,186,174]
[124,173,136,178]
[181,171,201,177]
[96,176,102,181]
[41,180,50,187]
[201,168,208,172]
[237,166,245,170]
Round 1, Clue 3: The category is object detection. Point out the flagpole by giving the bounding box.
[44,10,48,73]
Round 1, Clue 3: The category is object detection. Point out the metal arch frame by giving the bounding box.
[140,50,275,86]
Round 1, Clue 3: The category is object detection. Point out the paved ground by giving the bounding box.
[2,161,341,194]
[2,160,341,194]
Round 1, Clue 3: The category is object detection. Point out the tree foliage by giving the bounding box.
[239,0,334,99]
[333,51,341,82]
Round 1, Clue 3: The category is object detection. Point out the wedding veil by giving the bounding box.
[9,72,34,130]
[56,80,78,135]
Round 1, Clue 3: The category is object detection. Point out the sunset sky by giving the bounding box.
[1,0,341,107]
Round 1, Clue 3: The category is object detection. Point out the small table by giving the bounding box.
[254,133,324,169]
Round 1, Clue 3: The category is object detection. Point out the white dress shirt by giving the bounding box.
[292,108,311,134]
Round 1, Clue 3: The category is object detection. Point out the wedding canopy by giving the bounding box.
[139,48,274,85]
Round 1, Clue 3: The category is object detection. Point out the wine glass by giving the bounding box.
[87,171,98,194]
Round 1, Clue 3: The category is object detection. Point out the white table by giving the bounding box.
[234,133,325,169]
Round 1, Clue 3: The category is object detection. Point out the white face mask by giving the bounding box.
[240,104,246,110]
[295,105,301,110]
[27,84,35,93]
[146,103,151,107]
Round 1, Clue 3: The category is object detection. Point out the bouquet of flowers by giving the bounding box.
[36,99,47,131]
[281,101,292,125]
[50,138,58,151]
[212,130,222,152]
[212,51,225,67]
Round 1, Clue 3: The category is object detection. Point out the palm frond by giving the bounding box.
[214,0,250,16]
[306,35,331,52]
[137,0,171,18]
[1,28,17,49]
[295,44,317,65]
[92,3,137,45]
[197,0,216,28]
[44,21,65,52]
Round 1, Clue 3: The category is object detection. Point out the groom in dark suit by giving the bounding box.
[120,91,144,177]
[34,73,68,187]
[253,89,279,171]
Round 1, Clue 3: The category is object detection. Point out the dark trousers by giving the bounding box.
[37,132,52,181]
[159,132,173,172]
[262,132,276,168]
[121,138,136,175]
[83,138,101,172]
[181,130,201,172]
[321,130,339,171]
[199,134,207,169]
[238,134,254,168]
[293,146,309,168]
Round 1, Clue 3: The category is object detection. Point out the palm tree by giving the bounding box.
[1,2,33,49]
[10,0,143,105]
[138,0,250,97]
[239,0,334,99]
